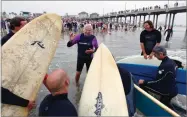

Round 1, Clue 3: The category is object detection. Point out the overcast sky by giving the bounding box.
[2,1,186,25]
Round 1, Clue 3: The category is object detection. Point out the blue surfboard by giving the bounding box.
[117,63,186,95]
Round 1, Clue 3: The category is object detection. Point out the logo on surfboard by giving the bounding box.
[31,41,45,49]
[95,92,105,116]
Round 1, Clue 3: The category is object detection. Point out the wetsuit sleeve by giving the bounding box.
[156,31,161,43]
[117,65,131,95]
[1,36,8,46]
[67,34,81,47]
[140,31,145,43]
[2,87,29,107]
[144,65,175,86]
[92,37,98,52]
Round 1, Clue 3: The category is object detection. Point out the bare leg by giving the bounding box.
[75,71,81,86]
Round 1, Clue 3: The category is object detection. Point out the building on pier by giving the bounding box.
[90,13,99,18]
[78,11,89,19]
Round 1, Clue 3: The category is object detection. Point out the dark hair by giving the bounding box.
[144,20,154,29]
[9,17,26,30]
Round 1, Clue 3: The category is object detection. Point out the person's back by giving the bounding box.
[39,94,77,116]
[117,65,136,116]
[138,46,178,109]
[156,56,178,96]
[39,69,77,116]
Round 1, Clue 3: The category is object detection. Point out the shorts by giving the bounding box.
[76,57,92,72]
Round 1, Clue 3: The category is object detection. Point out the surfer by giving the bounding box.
[138,46,178,110]
[158,26,162,32]
[164,27,173,42]
[2,87,35,110]
[1,17,27,46]
[140,20,161,59]
[39,69,77,116]
[67,24,98,86]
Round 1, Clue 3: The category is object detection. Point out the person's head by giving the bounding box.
[9,17,27,32]
[46,69,70,96]
[83,24,93,36]
[143,20,154,31]
[152,46,167,60]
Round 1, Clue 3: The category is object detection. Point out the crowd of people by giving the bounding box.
[1,15,182,116]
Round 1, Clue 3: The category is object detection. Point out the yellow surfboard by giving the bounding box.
[2,13,62,116]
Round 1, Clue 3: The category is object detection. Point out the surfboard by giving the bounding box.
[134,84,180,116]
[78,43,129,116]
[2,13,62,116]
[117,55,186,95]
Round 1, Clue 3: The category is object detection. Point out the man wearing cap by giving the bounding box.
[138,46,178,109]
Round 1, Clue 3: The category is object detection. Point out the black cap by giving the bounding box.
[153,46,167,55]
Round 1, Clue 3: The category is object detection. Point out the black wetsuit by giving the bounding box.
[140,56,178,109]
[1,31,14,46]
[2,87,29,107]
[39,93,77,116]
[140,29,161,55]
[164,29,173,42]
[117,65,136,117]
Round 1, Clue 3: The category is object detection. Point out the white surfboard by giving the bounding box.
[78,43,129,116]
[2,13,62,116]
[117,55,185,68]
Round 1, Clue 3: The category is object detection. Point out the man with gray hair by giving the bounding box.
[138,45,178,110]
[67,24,98,86]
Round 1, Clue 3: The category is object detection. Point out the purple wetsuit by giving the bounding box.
[67,33,98,72]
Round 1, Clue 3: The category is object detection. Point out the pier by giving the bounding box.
[87,5,186,29]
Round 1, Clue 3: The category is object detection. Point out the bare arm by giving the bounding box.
[140,43,146,55]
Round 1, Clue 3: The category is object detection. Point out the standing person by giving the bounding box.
[164,27,173,42]
[138,46,178,109]
[140,20,161,59]
[67,21,72,32]
[158,26,162,32]
[1,16,50,101]
[67,24,98,86]
[39,69,77,116]
[109,22,112,30]
[73,21,78,33]
[1,17,27,46]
